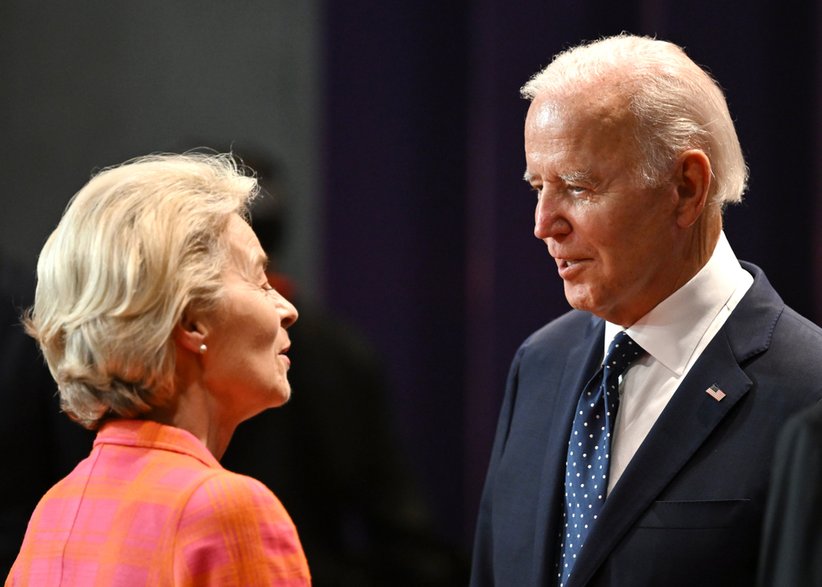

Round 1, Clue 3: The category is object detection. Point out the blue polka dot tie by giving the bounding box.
[557,331,645,587]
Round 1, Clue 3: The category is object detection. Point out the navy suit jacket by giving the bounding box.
[471,263,822,586]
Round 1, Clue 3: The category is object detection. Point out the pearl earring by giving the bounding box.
[199,343,207,354]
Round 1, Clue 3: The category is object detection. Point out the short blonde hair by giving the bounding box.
[27,153,258,429]
[521,34,748,208]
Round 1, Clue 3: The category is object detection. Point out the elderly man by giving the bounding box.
[470,34,822,587]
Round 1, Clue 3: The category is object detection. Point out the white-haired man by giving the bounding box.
[470,34,822,587]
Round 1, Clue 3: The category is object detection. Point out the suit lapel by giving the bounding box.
[568,332,751,586]
[566,264,782,587]
[532,316,604,585]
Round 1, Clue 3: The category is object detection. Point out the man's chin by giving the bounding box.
[564,289,620,323]
[563,285,596,314]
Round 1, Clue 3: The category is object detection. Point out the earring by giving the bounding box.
[199,343,207,354]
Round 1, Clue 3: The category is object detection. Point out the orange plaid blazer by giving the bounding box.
[7,419,310,586]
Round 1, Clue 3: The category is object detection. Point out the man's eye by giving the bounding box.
[531,185,543,198]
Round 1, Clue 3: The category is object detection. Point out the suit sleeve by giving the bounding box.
[470,346,525,587]
[174,472,311,586]
[758,401,822,587]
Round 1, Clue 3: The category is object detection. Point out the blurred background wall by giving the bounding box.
[0,1,321,293]
[1,0,819,575]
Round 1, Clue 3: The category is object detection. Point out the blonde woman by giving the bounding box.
[7,153,310,586]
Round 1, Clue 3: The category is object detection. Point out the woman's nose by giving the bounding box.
[277,294,299,328]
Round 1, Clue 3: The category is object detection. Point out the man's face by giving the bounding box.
[524,93,684,326]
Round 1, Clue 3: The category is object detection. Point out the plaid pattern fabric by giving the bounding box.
[7,419,311,586]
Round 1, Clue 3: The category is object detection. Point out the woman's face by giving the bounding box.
[199,215,298,423]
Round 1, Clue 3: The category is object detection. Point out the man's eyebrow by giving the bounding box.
[523,170,595,184]
[559,170,595,184]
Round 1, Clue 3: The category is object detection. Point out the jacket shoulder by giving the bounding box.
[518,309,598,355]
[176,470,310,584]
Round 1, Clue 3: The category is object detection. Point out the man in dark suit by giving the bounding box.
[470,34,822,586]
[758,401,822,586]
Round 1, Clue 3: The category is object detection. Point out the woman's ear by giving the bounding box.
[674,149,712,228]
[174,308,208,354]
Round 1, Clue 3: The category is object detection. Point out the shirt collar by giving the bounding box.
[605,232,748,376]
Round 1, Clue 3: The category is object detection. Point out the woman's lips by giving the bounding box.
[279,345,291,367]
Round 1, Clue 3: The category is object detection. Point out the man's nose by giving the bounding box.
[534,192,570,240]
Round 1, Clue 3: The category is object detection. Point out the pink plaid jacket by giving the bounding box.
[6,419,311,586]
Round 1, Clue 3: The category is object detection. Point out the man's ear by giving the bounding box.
[674,149,712,228]
[174,308,208,354]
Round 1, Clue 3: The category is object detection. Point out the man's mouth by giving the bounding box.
[555,257,587,278]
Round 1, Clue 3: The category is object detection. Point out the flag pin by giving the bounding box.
[705,384,726,402]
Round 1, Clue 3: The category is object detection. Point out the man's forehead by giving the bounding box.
[526,94,638,165]
[527,97,563,128]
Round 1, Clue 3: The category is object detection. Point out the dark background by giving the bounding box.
[323,0,821,553]
[1,0,820,569]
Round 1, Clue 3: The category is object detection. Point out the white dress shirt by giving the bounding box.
[604,232,753,492]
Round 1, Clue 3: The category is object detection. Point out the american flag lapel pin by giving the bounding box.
[705,384,726,402]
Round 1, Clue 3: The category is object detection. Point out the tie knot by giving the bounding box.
[604,331,645,379]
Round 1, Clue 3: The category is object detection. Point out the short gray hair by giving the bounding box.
[26,152,258,429]
[521,34,748,208]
